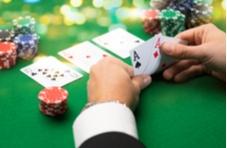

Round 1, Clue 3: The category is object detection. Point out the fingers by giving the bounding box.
[163,60,200,80]
[161,42,206,60]
[175,25,204,45]
[173,65,206,82]
[132,75,152,91]
[163,61,206,82]
[210,71,226,82]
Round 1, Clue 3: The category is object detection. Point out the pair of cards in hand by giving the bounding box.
[130,33,187,76]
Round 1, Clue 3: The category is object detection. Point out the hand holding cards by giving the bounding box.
[130,33,187,75]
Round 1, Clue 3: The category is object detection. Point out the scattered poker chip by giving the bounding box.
[143,9,160,35]
[14,33,39,60]
[0,29,15,42]
[0,42,17,70]
[13,16,36,35]
[159,8,185,36]
[38,87,68,117]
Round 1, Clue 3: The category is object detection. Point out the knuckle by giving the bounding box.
[174,44,187,58]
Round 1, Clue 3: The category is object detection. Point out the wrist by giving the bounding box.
[85,99,133,111]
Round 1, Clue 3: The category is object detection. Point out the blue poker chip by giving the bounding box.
[14,33,39,60]
[14,34,39,44]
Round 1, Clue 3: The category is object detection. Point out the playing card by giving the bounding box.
[58,41,112,73]
[21,56,83,87]
[130,33,187,75]
[130,36,159,75]
[154,33,188,72]
[92,28,144,58]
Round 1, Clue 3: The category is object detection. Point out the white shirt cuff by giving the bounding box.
[72,102,138,147]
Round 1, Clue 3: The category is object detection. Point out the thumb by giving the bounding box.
[161,42,205,60]
[132,75,152,91]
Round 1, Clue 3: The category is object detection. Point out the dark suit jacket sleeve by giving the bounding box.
[80,132,145,148]
[73,102,142,148]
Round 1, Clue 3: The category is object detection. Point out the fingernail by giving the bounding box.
[143,76,152,85]
[163,70,173,80]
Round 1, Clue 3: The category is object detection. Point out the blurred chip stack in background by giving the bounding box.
[143,0,213,36]
[0,15,39,70]
[13,16,40,60]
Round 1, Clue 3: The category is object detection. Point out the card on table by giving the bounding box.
[58,41,112,73]
[21,56,83,87]
[92,28,144,59]
[130,33,187,75]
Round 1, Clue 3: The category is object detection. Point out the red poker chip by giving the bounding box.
[39,104,67,116]
[0,42,17,56]
[0,42,17,69]
[143,9,161,35]
[0,53,17,69]
[38,87,68,104]
[144,9,160,20]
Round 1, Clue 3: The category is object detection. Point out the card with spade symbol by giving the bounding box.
[20,56,83,87]
[130,34,187,76]
[130,35,157,75]
[58,41,112,73]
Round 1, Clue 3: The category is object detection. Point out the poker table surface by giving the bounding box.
[0,1,225,148]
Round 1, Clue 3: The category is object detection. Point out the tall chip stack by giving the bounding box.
[13,16,40,60]
[187,0,213,28]
[159,8,185,36]
[144,0,213,36]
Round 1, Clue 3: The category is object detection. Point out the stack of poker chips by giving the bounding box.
[143,9,160,35]
[0,29,15,42]
[0,28,17,69]
[38,87,68,117]
[0,16,39,70]
[13,16,39,60]
[143,8,185,36]
[167,0,212,28]
[0,42,17,69]
[144,0,213,36]
[14,34,39,60]
[159,8,186,37]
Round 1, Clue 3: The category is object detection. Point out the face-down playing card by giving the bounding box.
[20,56,83,87]
[92,28,144,59]
[58,41,112,73]
[130,33,187,75]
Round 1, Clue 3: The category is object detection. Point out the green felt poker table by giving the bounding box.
[0,1,225,148]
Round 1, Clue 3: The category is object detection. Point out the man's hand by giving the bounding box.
[88,57,151,109]
[161,24,226,82]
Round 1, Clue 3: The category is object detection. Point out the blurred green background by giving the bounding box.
[0,0,225,38]
[0,0,225,148]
